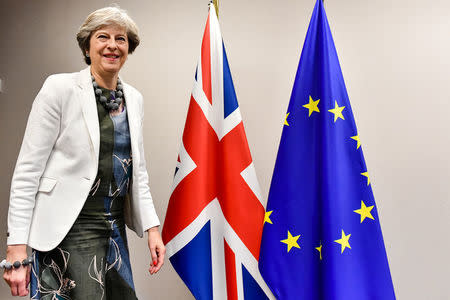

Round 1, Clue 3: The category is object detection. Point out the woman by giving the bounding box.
[2,6,165,299]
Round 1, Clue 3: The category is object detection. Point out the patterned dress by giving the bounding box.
[30,88,137,299]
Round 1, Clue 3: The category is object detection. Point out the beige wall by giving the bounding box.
[1,0,449,299]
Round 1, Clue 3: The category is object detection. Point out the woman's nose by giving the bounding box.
[107,38,117,49]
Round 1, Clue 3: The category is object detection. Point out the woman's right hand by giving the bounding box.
[3,245,30,297]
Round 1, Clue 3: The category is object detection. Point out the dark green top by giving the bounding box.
[89,88,132,197]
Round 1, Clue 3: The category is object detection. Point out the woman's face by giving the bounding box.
[87,25,129,76]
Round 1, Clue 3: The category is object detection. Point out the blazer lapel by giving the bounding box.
[121,80,141,172]
[77,67,100,165]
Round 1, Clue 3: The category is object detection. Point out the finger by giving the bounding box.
[153,264,161,273]
[149,260,158,274]
[153,248,165,273]
[18,275,28,297]
[148,249,157,275]
[150,247,157,267]
[156,252,164,269]
[149,265,156,275]
[11,282,18,296]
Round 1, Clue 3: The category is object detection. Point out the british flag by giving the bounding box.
[162,4,273,300]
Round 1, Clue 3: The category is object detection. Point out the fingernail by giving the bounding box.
[153,260,157,265]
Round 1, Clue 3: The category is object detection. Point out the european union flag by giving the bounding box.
[258,1,396,299]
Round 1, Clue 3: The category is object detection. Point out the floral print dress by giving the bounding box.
[30,89,137,300]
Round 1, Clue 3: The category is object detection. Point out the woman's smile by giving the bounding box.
[103,53,121,61]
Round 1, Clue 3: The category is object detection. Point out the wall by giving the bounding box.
[0,0,449,299]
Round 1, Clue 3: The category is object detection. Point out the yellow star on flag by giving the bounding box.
[354,201,375,223]
[264,211,273,224]
[303,96,320,117]
[284,113,290,126]
[281,231,301,253]
[335,230,351,254]
[361,171,370,186]
[351,135,361,149]
[328,100,345,122]
[315,242,323,260]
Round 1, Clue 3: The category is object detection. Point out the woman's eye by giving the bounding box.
[117,37,126,42]
[98,35,108,39]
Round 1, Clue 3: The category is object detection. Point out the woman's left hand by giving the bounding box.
[147,227,165,275]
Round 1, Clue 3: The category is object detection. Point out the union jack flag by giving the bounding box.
[162,4,273,299]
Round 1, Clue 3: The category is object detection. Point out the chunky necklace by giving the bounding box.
[91,75,123,111]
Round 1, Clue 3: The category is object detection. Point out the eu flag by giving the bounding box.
[258,1,396,299]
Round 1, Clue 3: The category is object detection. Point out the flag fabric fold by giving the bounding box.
[258,1,396,299]
[162,4,273,299]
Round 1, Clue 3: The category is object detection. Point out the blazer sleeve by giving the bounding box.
[7,76,61,245]
[135,93,161,232]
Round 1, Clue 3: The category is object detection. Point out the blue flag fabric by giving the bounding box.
[258,1,396,299]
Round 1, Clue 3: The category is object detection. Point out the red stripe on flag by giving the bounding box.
[162,96,219,243]
[218,122,265,259]
[224,240,238,300]
[201,14,212,104]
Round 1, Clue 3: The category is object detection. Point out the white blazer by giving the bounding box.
[7,67,160,251]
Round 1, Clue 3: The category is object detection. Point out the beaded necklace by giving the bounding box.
[91,75,124,111]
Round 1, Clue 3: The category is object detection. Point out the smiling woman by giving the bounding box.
[3,6,165,299]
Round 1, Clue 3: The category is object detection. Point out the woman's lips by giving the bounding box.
[103,54,119,61]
